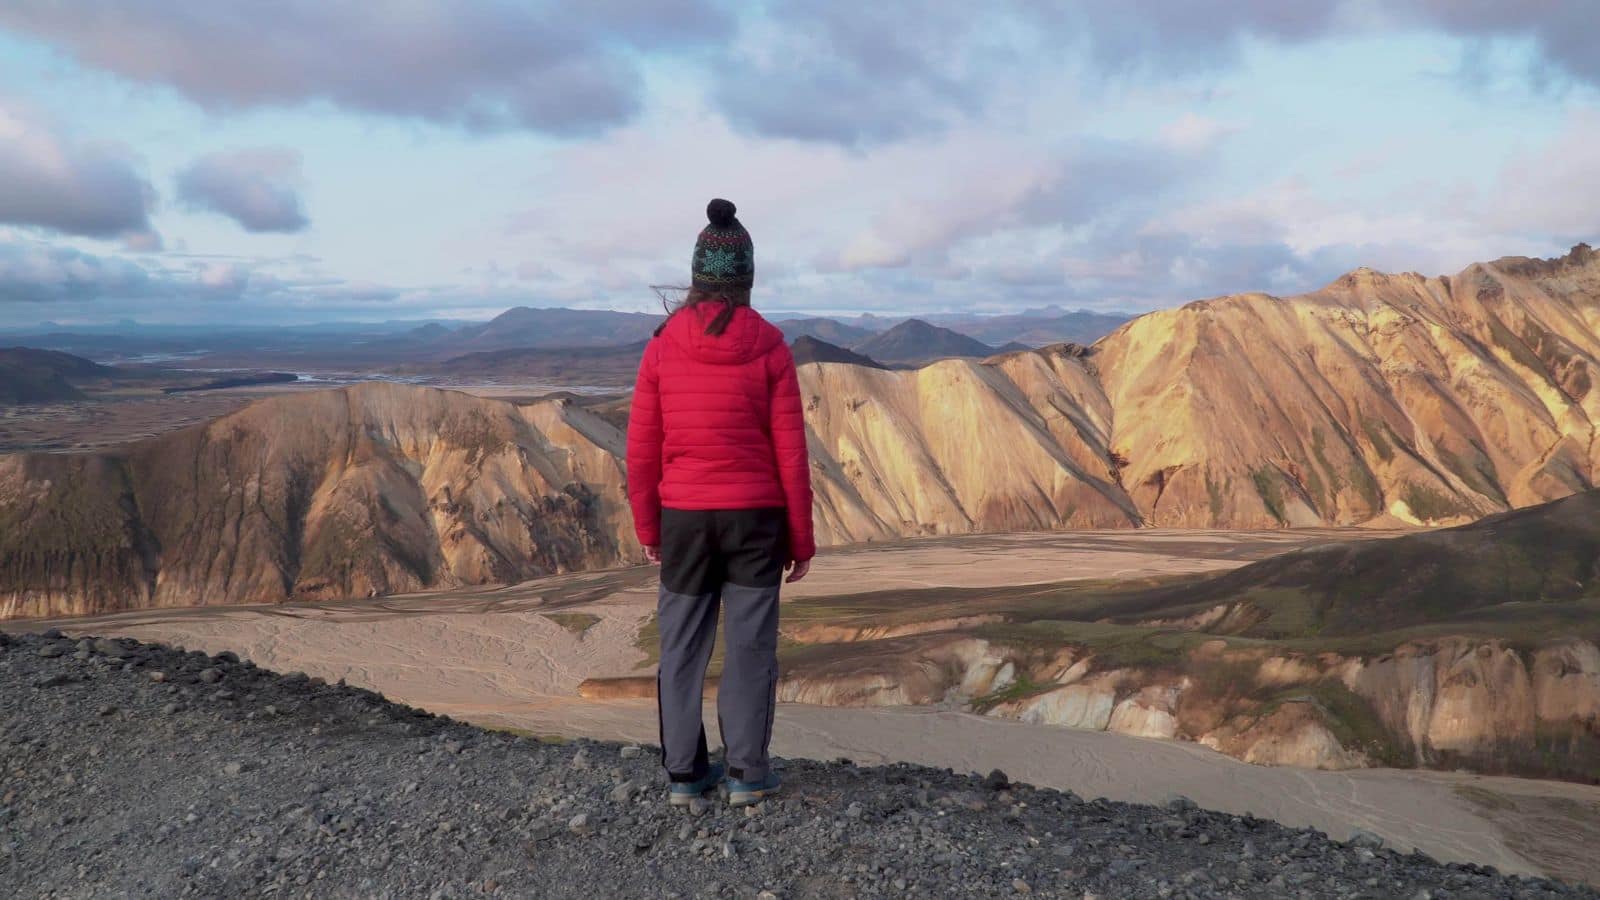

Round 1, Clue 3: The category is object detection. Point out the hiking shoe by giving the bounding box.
[667,763,724,806]
[726,771,781,807]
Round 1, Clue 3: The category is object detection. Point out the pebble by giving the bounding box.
[619,745,643,759]
[148,671,167,683]
[1348,828,1386,850]
[36,644,65,658]
[567,812,592,835]
[93,639,129,659]
[223,762,244,776]
[198,668,223,684]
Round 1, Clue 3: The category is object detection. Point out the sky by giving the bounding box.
[0,1,1596,327]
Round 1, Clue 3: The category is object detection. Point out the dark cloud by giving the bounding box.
[717,1,1599,145]
[1401,1,1600,86]
[713,1,986,144]
[177,148,310,233]
[0,1,733,135]
[0,105,156,243]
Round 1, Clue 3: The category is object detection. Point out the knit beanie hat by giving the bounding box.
[691,198,754,292]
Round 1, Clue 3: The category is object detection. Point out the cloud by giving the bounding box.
[713,1,1600,146]
[0,239,153,303]
[0,103,157,244]
[1158,113,1239,151]
[0,1,733,135]
[1483,110,1600,241]
[177,148,310,233]
[1397,2,1600,86]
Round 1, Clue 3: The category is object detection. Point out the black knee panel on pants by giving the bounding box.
[659,508,787,595]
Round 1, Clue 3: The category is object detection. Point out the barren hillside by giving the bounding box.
[0,384,638,618]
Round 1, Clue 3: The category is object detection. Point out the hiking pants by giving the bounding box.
[656,507,785,784]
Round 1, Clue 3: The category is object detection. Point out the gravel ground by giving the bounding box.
[2,630,1594,900]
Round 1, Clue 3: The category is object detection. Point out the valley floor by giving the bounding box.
[16,529,1600,886]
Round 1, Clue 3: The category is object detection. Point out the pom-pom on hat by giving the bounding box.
[692,198,754,291]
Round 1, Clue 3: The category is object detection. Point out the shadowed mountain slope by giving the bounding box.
[789,335,884,368]
[1096,489,1600,641]
[851,319,997,364]
[0,347,117,404]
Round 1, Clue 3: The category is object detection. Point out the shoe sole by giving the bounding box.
[726,785,779,807]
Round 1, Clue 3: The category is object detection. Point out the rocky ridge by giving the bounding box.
[3,629,1592,898]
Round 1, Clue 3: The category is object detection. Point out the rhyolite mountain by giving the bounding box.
[4,244,1600,618]
[0,384,637,618]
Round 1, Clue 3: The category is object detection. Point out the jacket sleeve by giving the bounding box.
[626,340,664,547]
[768,343,816,562]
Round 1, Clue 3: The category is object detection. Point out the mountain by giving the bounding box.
[1093,244,1600,527]
[450,307,663,351]
[431,342,647,387]
[789,336,884,368]
[0,347,117,404]
[851,319,997,365]
[0,383,637,619]
[7,244,1600,618]
[775,317,876,345]
[922,308,1134,347]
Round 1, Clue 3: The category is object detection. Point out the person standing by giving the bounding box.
[626,198,815,807]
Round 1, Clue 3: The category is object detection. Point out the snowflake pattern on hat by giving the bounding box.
[692,199,754,290]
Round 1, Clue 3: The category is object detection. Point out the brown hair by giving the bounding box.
[652,284,752,337]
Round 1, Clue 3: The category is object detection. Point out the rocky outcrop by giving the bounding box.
[763,632,1600,780]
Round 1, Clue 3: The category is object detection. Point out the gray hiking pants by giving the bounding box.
[655,507,786,783]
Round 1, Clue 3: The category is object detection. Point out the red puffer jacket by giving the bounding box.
[626,303,816,562]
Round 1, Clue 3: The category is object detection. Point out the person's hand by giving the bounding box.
[643,545,661,565]
[785,558,810,583]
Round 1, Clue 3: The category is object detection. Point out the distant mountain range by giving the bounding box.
[2,304,1132,369]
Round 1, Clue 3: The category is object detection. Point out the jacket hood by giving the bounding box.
[660,303,784,365]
